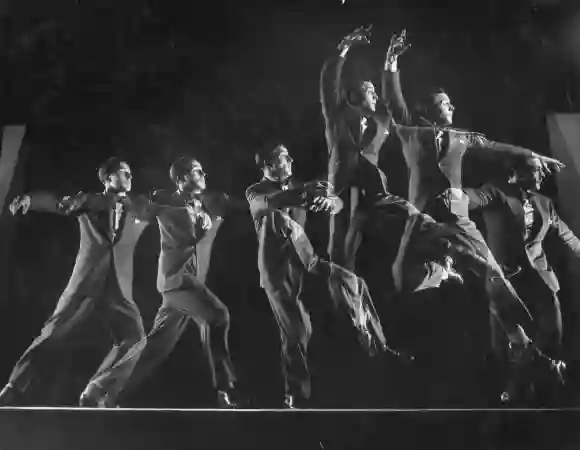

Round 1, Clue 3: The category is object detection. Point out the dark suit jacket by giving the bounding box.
[320,53,391,196]
[151,189,246,292]
[27,190,153,302]
[246,177,342,291]
[466,182,580,292]
[384,70,536,217]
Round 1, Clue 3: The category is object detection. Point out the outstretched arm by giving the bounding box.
[466,134,565,175]
[9,191,91,216]
[383,29,413,126]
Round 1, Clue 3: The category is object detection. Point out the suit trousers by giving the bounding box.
[7,272,146,402]
[263,209,387,399]
[263,269,312,399]
[393,191,532,334]
[490,269,563,358]
[329,154,413,271]
[116,278,236,401]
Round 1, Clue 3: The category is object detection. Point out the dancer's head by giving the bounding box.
[419,88,455,126]
[346,80,378,114]
[98,157,132,194]
[258,144,293,183]
[510,156,545,190]
[170,157,207,193]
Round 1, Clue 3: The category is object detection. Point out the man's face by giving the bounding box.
[433,93,455,125]
[361,82,378,112]
[517,158,545,190]
[182,161,207,192]
[107,162,132,193]
[266,151,293,182]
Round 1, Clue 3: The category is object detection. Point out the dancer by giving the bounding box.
[322,25,405,271]
[114,157,246,408]
[383,29,565,382]
[246,144,391,408]
[466,157,572,400]
[0,157,150,407]
[321,25,469,290]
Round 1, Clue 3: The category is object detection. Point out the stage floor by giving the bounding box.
[0,407,579,450]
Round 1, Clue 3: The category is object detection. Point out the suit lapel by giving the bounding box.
[87,194,115,242]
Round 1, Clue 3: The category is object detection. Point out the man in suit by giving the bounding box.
[113,157,246,408]
[246,144,391,408]
[321,25,422,272]
[0,157,151,407]
[466,157,571,398]
[383,29,565,362]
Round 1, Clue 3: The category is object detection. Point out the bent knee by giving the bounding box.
[211,304,230,327]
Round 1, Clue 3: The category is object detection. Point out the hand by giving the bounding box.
[9,195,31,215]
[537,155,565,175]
[338,25,372,52]
[197,211,212,230]
[386,29,410,63]
[309,196,335,213]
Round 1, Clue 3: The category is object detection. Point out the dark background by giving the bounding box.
[0,0,579,408]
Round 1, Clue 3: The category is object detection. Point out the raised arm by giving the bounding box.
[383,29,413,126]
[320,25,372,126]
[549,201,580,258]
[320,52,348,125]
[9,190,91,216]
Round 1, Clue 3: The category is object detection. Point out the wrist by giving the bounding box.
[384,58,398,72]
[339,45,350,58]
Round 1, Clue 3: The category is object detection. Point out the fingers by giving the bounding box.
[9,197,20,215]
[348,24,372,43]
[309,196,323,211]
[311,197,333,212]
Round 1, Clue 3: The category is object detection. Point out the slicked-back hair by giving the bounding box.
[169,156,201,184]
[97,157,128,185]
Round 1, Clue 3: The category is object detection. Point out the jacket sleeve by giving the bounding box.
[383,70,413,126]
[464,183,501,211]
[549,201,580,258]
[466,134,535,162]
[222,192,250,215]
[246,183,307,219]
[320,53,348,127]
[28,190,91,216]
[133,192,162,221]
